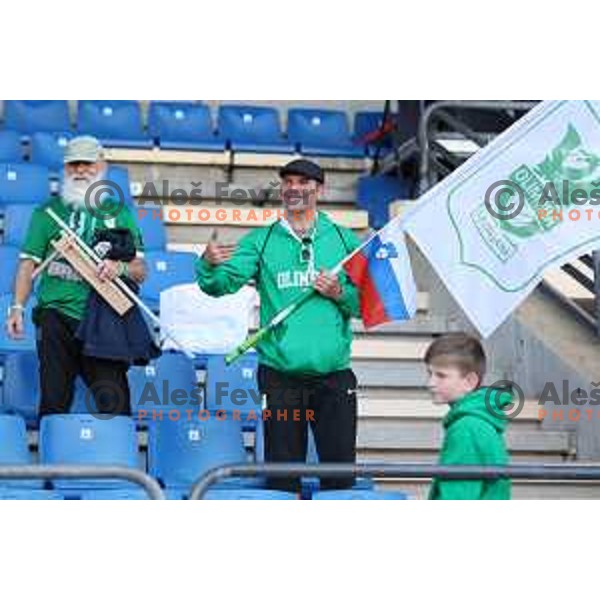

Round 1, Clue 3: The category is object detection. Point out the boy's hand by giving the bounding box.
[314,270,342,300]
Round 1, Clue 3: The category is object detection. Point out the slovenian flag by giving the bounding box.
[344,218,417,329]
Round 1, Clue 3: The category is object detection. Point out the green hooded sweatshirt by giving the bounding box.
[429,387,512,500]
[195,212,361,375]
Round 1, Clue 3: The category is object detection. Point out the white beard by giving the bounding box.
[61,172,104,210]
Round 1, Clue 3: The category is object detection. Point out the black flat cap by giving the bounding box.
[279,159,325,184]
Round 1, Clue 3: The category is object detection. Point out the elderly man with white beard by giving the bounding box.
[5,136,147,417]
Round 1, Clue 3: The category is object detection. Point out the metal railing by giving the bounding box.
[0,465,165,499]
[188,462,600,499]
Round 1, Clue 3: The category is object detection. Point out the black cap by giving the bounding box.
[279,159,325,184]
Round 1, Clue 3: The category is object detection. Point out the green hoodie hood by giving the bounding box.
[444,387,514,433]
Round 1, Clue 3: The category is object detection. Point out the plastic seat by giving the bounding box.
[104,165,134,206]
[287,108,365,158]
[148,101,225,151]
[0,131,24,163]
[3,101,70,134]
[147,414,249,494]
[39,414,138,489]
[357,174,410,229]
[140,251,197,310]
[135,207,166,251]
[354,111,394,157]
[0,163,50,205]
[2,351,90,424]
[1,202,37,246]
[0,245,19,295]
[0,414,42,489]
[78,488,151,500]
[218,105,294,154]
[77,100,152,148]
[205,353,260,420]
[128,351,201,422]
[0,489,63,500]
[28,131,72,172]
[0,294,36,352]
[202,488,297,500]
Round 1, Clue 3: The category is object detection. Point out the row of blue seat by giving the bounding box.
[0,350,259,425]
[0,413,406,500]
[1,101,390,157]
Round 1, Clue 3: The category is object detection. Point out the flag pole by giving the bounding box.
[223,216,404,365]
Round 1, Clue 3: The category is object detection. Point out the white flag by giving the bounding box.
[404,100,600,337]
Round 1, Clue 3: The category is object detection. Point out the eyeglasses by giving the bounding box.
[300,236,313,264]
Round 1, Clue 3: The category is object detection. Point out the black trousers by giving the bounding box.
[36,308,131,418]
[258,364,357,493]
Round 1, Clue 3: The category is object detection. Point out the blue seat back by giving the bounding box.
[0,414,43,489]
[141,251,196,306]
[128,352,201,421]
[218,105,284,144]
[148,414,247,489]
[3,101,70,134]
[288,108,353,149]
[148,101,214,142]
[0,163,50,205]
[77,100,147,143]
[0,131,23,163]
[39,414,138,489]
[135,207,166,251]
[29,131,72,172]
[2,202,36,246]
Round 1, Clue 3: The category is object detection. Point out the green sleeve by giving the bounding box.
[335,228,361,318]
[195,230,261,297]
[429,419,485,500]
[20,207,51,263]
[117,205,145,257]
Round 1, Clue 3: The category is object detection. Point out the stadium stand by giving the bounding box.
[1,202,37,246]
[2,100,70,135]
[135,207,167,252]
[148,101,225,151]
[0,245,19,295]
[77,100,152,149]
[218,104,295,154]
[0,414,43,489]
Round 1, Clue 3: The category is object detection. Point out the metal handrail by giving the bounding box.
[418,100,538,193]
[0,465,165,499]
[188,461,600,499]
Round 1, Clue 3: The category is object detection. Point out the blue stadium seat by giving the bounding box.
[0,131,23,163]
[39,414,139,490]
[0,489,63,499]
[205,353,260,421]
[0,414,43,489]
[0,163,50,204]
[140,251,197,310]
[77,100,152,149]
[128,351,202,422]
[357,174,410,229]
[28,131,72,172]
[148,101,225,151]
[287,109,365,158]
[312,489,409,500]
[1,202,36,246]
[3,101,70,134]
[0,294,36,352]
[105,165,134,206]
[203,488,297,500]
[0,245,19,295]
[135,207,166,251]
[2,352,90,424]
[218,105,295,154]
[354,111,394,157]
[147,414,249,494]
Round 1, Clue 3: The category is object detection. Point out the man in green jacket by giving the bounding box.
[425,332,512,500]
[196,159,361,492]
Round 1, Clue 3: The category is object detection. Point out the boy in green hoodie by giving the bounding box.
[425,333,512,500]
